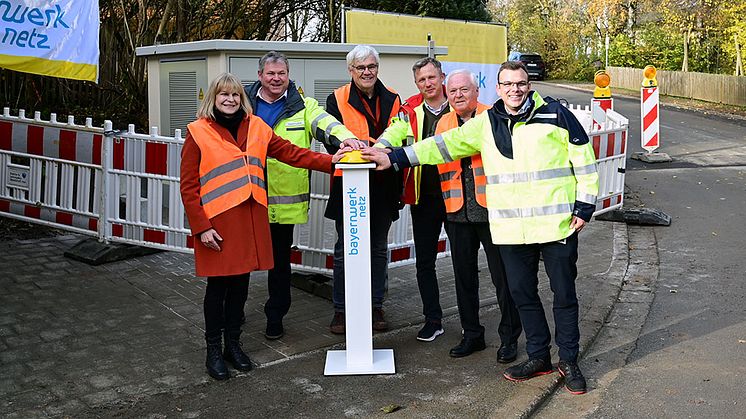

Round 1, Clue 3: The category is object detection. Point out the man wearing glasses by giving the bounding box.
[324,45,403,335]
[362,61,599,395]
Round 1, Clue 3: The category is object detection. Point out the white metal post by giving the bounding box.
[324,162,395,375]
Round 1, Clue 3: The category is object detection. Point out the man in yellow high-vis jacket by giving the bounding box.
[362,61,599,395]
[246,51,360,340]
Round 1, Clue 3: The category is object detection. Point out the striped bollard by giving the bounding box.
[592,70,613,131]
[633,65,671,163]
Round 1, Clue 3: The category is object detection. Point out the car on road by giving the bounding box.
[508,52,547,80]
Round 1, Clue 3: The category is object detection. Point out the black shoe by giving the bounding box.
[496,342,518,364]
[557,360,587,395]
[265,322,284,340]
[223,331,253,372]
[329,312,345,334]
[449,336,486,358]
[372,308,388,332]
[503,356,553,381]
[417,321,444,342]
[205,336,229,380]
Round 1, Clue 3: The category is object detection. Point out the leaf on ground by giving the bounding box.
[381,404,401,414]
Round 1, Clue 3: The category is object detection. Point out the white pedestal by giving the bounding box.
[323,162,395,376]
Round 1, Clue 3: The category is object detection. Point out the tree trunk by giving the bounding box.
[682,28,690,72]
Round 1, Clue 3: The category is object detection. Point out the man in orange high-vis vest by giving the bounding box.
[324,45,403,335]
[435,70,523,360]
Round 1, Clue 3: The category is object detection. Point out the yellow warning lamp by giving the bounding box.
[642,65,658,87]
[339,150,370,164]
[593,70,612,98]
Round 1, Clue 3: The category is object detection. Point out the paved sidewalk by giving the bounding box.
[0,217,626,418]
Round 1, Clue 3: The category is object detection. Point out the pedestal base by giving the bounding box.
[323,349,395,375]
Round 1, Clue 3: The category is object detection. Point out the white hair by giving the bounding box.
[445,69,479,89]
[346,45,380,67]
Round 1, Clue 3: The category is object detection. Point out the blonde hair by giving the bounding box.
[196,72,253,120]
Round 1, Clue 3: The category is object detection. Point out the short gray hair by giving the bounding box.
[445,69,479,89]
[259,51,289,73]
[412,57,442,75]
[347,45,379,67]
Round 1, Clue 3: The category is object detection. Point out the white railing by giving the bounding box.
[1,104,628,274]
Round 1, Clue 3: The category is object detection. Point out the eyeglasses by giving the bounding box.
[352,64,379,73]
[499,81,529,89]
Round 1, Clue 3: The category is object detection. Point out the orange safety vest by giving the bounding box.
[435,103,491,213]
[188,115,274,219]
[333,83,399,176]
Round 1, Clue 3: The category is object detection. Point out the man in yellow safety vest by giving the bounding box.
[362,61,599,395]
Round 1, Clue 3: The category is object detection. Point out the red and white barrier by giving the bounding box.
[1,103,629,274]
[641,87,660,152]
[591,98,613,131]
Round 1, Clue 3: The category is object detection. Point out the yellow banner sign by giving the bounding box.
[344,9,507,64]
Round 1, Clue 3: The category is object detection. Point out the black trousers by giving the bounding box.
[499,233,580,362]
[410,194,446,322]
[445,221,522,343]
[204,273,250,338]
[265,223,294,325]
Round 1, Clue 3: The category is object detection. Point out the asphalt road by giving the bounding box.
[533,82,746,417]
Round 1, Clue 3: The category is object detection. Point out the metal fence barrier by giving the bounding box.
[1,105,628,275]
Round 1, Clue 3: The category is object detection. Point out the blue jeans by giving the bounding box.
[332,210,393,311]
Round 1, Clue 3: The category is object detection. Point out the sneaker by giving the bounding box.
[372,308,388,331]
[329,312,345,334]
[557,360,587,395]
[265,322,284,340]
[503,356,554,382]
[416,321,444,342]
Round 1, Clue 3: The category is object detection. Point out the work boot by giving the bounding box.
[329,312,345,334]
[496,342,518,364]
[205,335,229,380]
[372,308,388,331]
[223,331,253,372]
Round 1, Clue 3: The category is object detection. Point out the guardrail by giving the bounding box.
[1,105,628,274]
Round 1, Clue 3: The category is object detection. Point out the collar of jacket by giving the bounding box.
[346,78,399,118]
[246,80,305,126]
[491,91,547,122]
[402,84,447,110]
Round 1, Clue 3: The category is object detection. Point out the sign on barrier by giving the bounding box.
[1,103,629,274]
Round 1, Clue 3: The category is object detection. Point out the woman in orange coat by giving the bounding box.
[180,73,347,380]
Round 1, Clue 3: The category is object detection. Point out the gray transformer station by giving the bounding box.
[135,40,448,136]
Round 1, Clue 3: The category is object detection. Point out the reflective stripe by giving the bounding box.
[434,134,453,162]
[439,171,457,182]
[442,189,462,199]
[251,175,266,190]
[576,192,597,204]
[486,167,573,184]
[473,166,485,176]
[534,113,557,119]
[572,163,598,175]
[268,193,310,205]
[377,136,393,148]
[311,112,331,134]
[325,121,342,139]
[201,176,249,205]
[488,203,573,219]
[404,146,420,166]
[200,158,244,186]
[247,156,263,169]
[476,185,486,194]
[405,135,414,146]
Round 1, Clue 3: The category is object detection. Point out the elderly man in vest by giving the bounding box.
[324,45,402,334]
[376,57,449,342]
[362,61,599,395]
[434,69,522,360]
[245,51,361,340]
